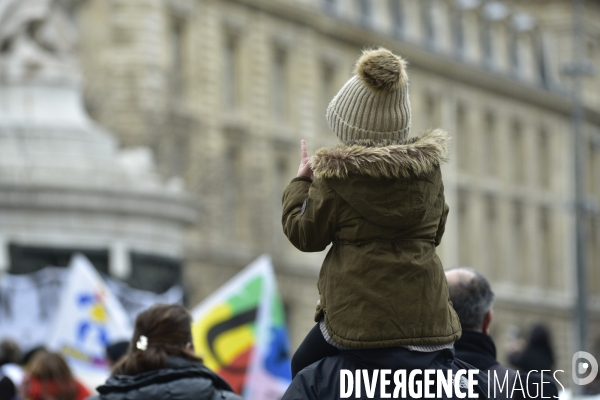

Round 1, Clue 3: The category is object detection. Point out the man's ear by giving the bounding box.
[186,342,195,352]
[482,310,493,335]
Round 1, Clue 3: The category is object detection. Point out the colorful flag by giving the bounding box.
[46,254,132,377]
[191,255,291,398]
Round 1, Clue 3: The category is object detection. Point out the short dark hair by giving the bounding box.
[446,267,495,331]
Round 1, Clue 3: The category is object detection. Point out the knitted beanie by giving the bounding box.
[326,48,411,142]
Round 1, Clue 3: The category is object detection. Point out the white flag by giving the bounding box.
[0,267,67,350]
[46,254,132,374]
[0,266,183,352]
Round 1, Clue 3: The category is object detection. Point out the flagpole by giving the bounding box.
[565,0,594,368]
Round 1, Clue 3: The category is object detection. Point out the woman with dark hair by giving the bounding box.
[509,323,555,373]
[88,304,241,400]
[20,351,91,400]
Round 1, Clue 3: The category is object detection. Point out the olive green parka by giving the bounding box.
[282,129,461,348]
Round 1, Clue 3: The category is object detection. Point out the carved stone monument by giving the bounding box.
[0,0,197,282]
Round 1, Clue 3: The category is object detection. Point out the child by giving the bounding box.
[282,48,462,378]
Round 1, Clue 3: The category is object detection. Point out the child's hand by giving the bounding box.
[297,139,314,180]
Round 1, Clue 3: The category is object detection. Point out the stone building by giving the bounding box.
[0,0,197,294]
[74,0,600,375]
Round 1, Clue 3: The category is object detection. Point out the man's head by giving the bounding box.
[446,267,495,334]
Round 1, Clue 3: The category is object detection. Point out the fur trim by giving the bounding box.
[311,129,449,180]
[355,48,408,92]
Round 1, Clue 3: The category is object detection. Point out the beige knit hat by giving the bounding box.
[326,48,411,142]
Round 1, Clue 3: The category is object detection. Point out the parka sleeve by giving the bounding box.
[282,177,337,252]
[434,202,450,247]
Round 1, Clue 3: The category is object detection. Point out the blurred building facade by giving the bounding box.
[75,0,600,374]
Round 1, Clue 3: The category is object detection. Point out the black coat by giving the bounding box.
[87,357,242,400]
[455,330,559,400]
[283,346,489,400]
[508,325,555,373]
[0,376,16,400]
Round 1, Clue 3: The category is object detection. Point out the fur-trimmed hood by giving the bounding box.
[311,128,449,180]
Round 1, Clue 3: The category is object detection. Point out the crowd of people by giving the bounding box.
[0,343,90,400]
[0,48,574,399]
[0,280,563,400]
[0,298,563,400]
[0,305,242,400]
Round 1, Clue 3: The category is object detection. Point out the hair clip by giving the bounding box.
[136,335,148,351]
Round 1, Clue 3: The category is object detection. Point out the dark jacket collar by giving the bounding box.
[97,356,233,394]
[340,346,456,371]
[454,330,499,371]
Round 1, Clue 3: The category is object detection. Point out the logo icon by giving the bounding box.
[573,351,598,385]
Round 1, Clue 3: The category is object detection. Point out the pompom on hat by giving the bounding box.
[326,47,412,142]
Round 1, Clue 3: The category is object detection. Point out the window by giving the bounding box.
[9,244,109,275]
[456,102,470,171]
[390,0,404,39]
[223,145,242,237]
[271,47,288,122]
[485,195,499,279]
[594,136,600,196]
[588,135,600,196]
[586,40,595,60]
[223,35,239,110]
[273,157,289,244]
[321,62,337,129]
[538,129,551,189]
[457,189,472,267]
[421,0,435,48]
[172,129,189,178]
[538,207,553,290]
[483,112,497,177]
[357,0,372,28]
[512,121,525,184]
[512,201,528,284]
[169,17,186,99]
[536,34,550,88]
[481,20,493,68]
[323,0,337,14]
[452,7,465,59]
[424,92,441,127]
[509,31,521,77]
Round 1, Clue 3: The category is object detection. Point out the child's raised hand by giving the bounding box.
[297,139,314,180]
